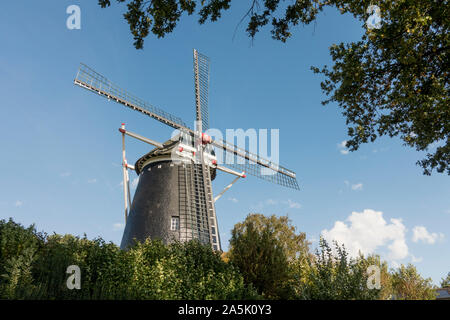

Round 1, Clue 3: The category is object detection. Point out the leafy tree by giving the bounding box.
[97,0,322,49]
[228,213,310,299]
[0,219,45,271]
[98,0,449,175]
[312,0,449,175]
[1,247,38,299]
[440,272,450,288]
[299,238,380,300]
[0,219,45,298]
[391,264,436,300]
[355,254,392,300]
[235,214,310,261]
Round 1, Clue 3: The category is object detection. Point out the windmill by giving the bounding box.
[74,50,299,251]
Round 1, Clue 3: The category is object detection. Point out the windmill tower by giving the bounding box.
[74,50,299,251]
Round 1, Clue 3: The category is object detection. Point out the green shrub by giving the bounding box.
[0,218,257,300]
[297,238,381,300]
[0,219,45,298]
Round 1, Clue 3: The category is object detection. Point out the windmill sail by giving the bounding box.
[74,63,299,190]
[74,63,190,131]
[193,50,220,250]
[211,138,300,190]
[193,49,210,131]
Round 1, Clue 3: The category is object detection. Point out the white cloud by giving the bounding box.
[87,178,97,184]
[411,255,423,263]
[408,132,418,139]
[250,198,279,211]
[412,226,444,244]
[351,183,363,191]
[113,223,124,231]
[119,177,139,189]
[321,209,409,262]
[14,200,23,207]
[343,180,363,191]
[131,177,139,189]
[338,140,349,155]
[250,198,301,211]
[372,147,389,154]
[228,197,238,203]
[60,172,71,178]
[286,199,301,209]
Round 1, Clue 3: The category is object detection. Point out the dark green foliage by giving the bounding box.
[97,0,321,48]
[126,239,258,299]
[312,0,449,175]
[0,218,257,300]
[0,218,45,273]
[298,238,381,300]
[229,220,289,299]
[228,214,310,299]
[31,234,133,299]
[0,219,45,299]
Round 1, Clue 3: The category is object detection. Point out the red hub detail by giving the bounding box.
[201,133,212,144]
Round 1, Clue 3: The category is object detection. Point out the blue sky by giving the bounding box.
[0,2,448,285]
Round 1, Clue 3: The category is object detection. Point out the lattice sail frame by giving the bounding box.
[75,63,188,130]
[193,50,210,131]
[211,138,300,190]
[74,58,300,190]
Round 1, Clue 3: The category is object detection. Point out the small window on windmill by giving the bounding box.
[170,216,180,231]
